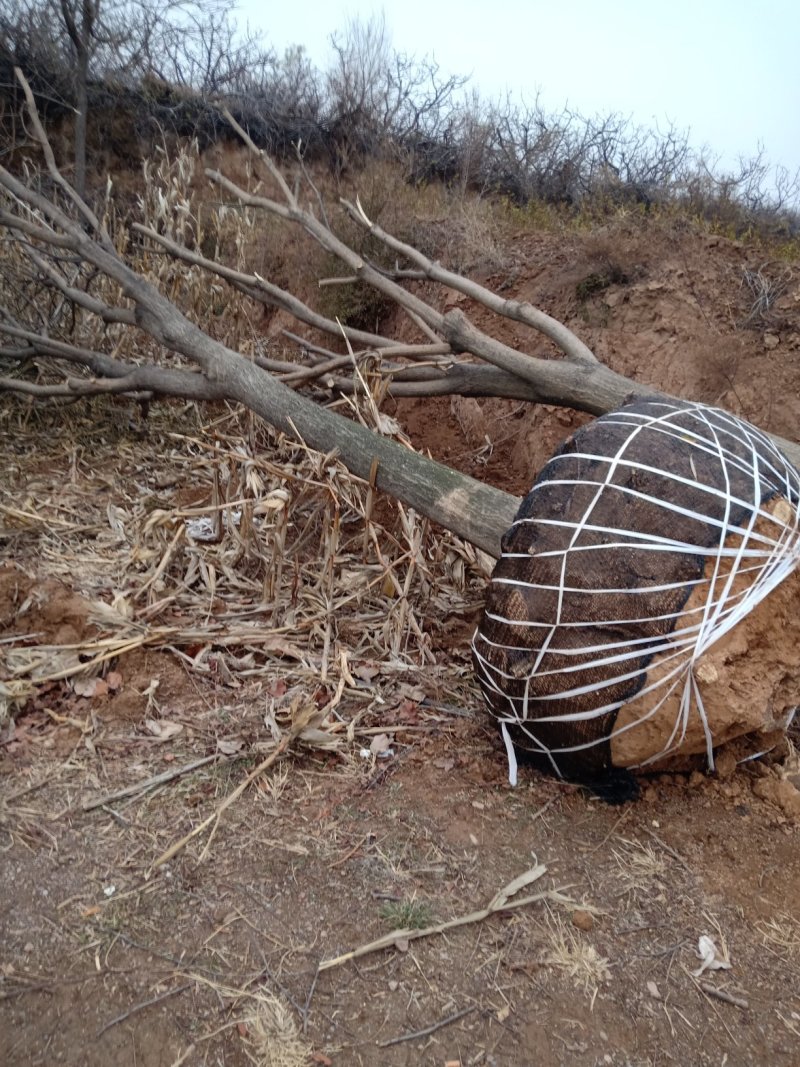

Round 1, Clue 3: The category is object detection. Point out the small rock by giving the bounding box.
[688,770,706,788]
[714,749,738,780]
[753,778,800,821]
[721,781,742,799]
[572,909,594,932]
[763,332,780,349]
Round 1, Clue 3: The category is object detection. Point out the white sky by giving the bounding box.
[236,0,800,177]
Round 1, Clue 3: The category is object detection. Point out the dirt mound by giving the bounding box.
[392,220,799,497]
[0,566,96,646]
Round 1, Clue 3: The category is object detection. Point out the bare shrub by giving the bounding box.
[739,262,793,327]
[2,2,797,231]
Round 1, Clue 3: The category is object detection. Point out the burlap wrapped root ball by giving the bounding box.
[473,400,800,795]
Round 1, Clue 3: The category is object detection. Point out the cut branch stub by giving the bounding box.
[474,399,800,795]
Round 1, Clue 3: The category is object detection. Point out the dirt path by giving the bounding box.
[2,666,799,1066]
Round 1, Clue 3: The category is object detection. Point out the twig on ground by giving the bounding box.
[167,1045,196,1067]
[643,827,694,876]
[588,808,632,854]
[698,982,749,1009]
[96,982,193,1037]
[319,864,581,971]
[82,755,220,811]
[377,1005,475,1047]
[302,967,320,1035]
[149,734,294,872]
[530,795,560,821]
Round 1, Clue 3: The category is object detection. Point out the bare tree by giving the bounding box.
[0,0,272,186]
[324,13,467,172]
[1,71,799,560]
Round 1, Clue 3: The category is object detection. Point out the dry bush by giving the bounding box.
[739,262,794,327]
[5,1,796,234]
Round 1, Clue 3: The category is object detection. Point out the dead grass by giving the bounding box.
[0,392,486,876]
[544,909,611,994]
[757,914,800,957]
[241,993,313,1067]
[611,837,668,895]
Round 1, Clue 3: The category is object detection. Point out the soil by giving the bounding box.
[2,215,800,1067]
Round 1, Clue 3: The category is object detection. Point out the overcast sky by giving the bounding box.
[236,0,800,177]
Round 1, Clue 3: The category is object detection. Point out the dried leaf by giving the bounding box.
[394,698,421,724]
[262,637,308,661]
[377,413,402,436]
[399,684,426,703]
[106,503,128,540]
[692,935,731,976]
[370,733,392,756]
[299,727,341,750]
[217,738,244,756]
[106,671,123,691]
[145,719,183,740]
[353,661,380,682]
[73,677,106,698]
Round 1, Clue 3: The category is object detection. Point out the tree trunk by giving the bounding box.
[73,45,89,199]
[59,0,95,200]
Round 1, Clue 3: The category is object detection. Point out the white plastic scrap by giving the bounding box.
[692,934,731,977]
[185,510,242,541]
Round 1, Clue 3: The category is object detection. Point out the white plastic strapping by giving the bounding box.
[473,401,800,785]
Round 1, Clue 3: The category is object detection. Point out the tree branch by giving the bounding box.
[343,195,600,366]
[0,72,519,556]
[132,222,401,351]
[2,69,799,557]
[24,246,136,325]
[204,161,611,397]
[13,65,109,244]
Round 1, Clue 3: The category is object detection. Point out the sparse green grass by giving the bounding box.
[378,898,433,929]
